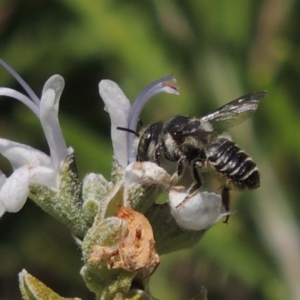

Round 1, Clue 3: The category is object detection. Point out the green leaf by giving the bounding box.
[19,269,81,300]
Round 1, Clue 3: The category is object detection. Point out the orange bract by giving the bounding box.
[88,206,159,273]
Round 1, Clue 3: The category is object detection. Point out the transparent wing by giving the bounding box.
[201,91,267,127]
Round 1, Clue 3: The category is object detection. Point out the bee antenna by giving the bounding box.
[117,126,139,137]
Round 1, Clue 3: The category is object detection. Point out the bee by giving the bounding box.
[133,91,266,221]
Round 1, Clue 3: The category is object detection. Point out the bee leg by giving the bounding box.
[177,156,186,178]
[187,162,202,195]
[171,156,186,184]
[154,144,162,166]
[175,162,202,208]
[138,119,143,127]
[221,187,230,224]
[176,160,202,208]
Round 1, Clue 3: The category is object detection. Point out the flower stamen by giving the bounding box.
[0,58,40,107]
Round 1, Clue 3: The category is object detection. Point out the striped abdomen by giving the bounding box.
[206,138,260,190]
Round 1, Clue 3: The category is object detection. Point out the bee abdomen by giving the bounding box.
[206,139,260,190]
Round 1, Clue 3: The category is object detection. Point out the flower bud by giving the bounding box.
[168,186,231,230]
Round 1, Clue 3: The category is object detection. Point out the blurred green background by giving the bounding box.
[1,1,300,299]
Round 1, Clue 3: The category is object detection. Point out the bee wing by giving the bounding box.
[171,130,213,139]
[201,91,267,127]
[170,126,214,141]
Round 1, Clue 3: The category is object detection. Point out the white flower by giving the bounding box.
[168,186,232,230]
[99,76,179,168]
[0,59,69,216]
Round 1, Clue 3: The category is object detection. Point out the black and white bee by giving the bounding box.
[120,91,266,220]
[119,91,266,222]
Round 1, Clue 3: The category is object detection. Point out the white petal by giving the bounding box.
[0,167,30,213]
[0,171,6,188]
[99,80,131,168]
[0,201,5,216]
[42,74,64,103]
[40,75,68,170]
[29,165,57,188]
[125,161,171,185]
[0,172,6,216]
[168,187,230,230]
[0,138,51,169]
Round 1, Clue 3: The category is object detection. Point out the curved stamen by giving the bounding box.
[127,75,179,164]
[0,88,39,117]
[0,58,40,107]
[128,75,177,125]
[0,60,67,171]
